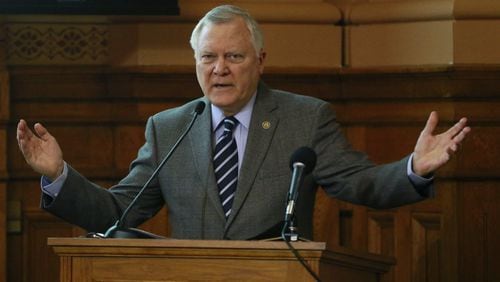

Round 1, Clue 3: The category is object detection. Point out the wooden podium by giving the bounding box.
[48,237,395,281]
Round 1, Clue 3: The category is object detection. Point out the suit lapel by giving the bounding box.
[226,83,279,228]
[188,98,226,219]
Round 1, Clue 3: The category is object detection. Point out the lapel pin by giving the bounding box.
[262,121,271,129]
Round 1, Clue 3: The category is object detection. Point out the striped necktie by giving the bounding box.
[214,116,239,218]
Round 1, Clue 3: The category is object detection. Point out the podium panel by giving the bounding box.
[48,238,395,282]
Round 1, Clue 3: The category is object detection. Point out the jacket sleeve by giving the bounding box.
[311,102,432,209]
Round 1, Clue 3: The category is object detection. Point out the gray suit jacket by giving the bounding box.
[43,82,430,240]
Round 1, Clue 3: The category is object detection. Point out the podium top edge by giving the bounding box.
[47,237,327,250]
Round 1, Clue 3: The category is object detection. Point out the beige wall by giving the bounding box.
[2,0,500,69]
[343,0,500,67]
[3,0,500,69]
[347,20,454,67]
[454,20,500,64]
[109,0,343,68]
[109,22,342,68]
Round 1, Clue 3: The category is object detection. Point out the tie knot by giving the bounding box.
[222,116,239,133]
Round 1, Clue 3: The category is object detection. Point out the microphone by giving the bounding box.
[103,101,206,238]
[280,147,322,281]
[284,146,317,223]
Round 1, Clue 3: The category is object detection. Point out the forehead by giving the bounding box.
[197,18,254,51]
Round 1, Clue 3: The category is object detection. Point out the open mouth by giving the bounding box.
[214,83,232,88]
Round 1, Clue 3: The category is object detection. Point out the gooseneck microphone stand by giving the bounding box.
[103,102,205,238]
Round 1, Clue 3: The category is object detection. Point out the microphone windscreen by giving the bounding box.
[194,101,206,115]
[289,146,317,174]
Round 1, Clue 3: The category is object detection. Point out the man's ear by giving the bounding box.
[258,49,266,73]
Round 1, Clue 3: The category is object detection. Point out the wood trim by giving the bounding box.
[178,0,342,24]
[344,0,500,24]
[2,0,342,24]
[7,64,500,180]
[0,128,6,180]
[347,0,454,24]
[0,71,9,120]
[48,237,395,273]
[8,64,500,101]
[0,69,7,282]
[4,0,500,26]
[22,211,84,282]
[454,0,500,19]
[411,213,443,282]
[0,184,6,282]
[368,212,395,256]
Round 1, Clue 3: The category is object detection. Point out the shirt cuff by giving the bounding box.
[407,153,433,188]
[40,162,68,198]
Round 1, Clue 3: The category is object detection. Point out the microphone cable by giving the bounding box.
[281,222,321,282]
[281,146,321,281]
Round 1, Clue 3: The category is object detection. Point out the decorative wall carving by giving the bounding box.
[6,24,108,65]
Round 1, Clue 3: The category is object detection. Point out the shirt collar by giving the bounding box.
[211,92,256,132]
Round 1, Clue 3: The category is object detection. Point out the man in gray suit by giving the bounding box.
[16,5,470,240]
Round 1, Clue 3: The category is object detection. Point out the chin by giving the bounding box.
[212,101,236,110]
[209,94,237,106]
[211,100,241,114]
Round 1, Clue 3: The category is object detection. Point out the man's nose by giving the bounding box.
[213,58,229,75]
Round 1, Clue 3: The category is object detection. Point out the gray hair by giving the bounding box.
[190,5,264,56]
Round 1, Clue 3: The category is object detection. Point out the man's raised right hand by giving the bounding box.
[16,119,64,181]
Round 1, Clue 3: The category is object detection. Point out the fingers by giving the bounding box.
[452,125,471,144]
[448,143,458,153]
[18,120,52,142]
[33,122,51,141]
[17,119,36,151]
[16,120,35,161]
[421,111,439,136]
[17,120,52,154]
[445,118,471,156]
[17,119,31,140]
[446,117,469,139]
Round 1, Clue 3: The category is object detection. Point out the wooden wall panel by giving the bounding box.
[411,213,442,282]
[0,69,9,282]
[0,128,6,180]
[6,179,82,282]
[459,127,500,177]
[4,65,499,282]
[22,212,81,282]
[7,126,116,178]
[460,182,500,282]
[114,125,148,172]
[0,183,5,282]
[368,212,395,282]
[312,188,339,247]
[368,212,395,256]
